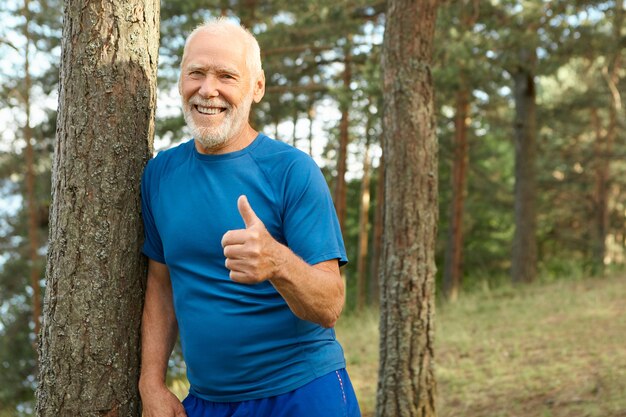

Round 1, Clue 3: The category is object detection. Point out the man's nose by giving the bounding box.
[198,75,219,97]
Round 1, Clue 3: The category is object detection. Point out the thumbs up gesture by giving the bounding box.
[221,195,283,284]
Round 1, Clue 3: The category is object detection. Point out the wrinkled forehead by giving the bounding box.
[181,28,247,68]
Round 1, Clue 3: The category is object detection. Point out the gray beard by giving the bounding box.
[182,95,253,151]
[183,108,231,150]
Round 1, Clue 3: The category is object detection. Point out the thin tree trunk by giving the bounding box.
[334,37,352,234]
[239,0,257,27]
[369,155,384,306]
[592,2,623,272]
[36,1,159,415]
[592,65,620,272]
[443,86,469,302]
[511,46,538,284]
[307,98,315,156]
[377,1,439,415]
[292,107,298,147]
[23,0,42,350]
[442,3,476,301]
[591,108,609,272]
[356,138,372,312]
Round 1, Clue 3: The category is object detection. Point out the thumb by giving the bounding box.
[237,195,261,228]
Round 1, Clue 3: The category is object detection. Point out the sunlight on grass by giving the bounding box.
[168,377,190,401]
[434,275,626,417]
[336,307,380,415]
[332,274,626,417]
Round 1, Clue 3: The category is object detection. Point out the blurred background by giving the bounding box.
[1,0,625,416]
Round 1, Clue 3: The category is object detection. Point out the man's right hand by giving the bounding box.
[140,382,187,417]
[140,260,185,416]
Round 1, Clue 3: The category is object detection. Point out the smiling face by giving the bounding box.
[180,28,265,154]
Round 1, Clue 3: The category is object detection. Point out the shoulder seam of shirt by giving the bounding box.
[250,137,318,214]
[149,140,193,205]
[247,138,284,217]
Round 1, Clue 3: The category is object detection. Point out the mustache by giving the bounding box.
[188,96,231,109]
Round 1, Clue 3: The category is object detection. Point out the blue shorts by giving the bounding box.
[182,368,361,417]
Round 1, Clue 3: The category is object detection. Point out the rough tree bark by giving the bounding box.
[36,1,159,416]
[377,0,439,416]
[511,45,538,284]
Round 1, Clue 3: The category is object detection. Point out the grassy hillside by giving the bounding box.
[335,274,626,417]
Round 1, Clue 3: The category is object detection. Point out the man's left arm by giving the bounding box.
[222,195,345,328]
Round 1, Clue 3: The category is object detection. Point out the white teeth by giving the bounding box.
[196,106,223,115]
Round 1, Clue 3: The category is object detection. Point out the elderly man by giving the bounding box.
[138,17,361,417]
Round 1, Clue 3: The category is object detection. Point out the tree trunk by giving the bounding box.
[443,86,469,302]
[334,37,352,234]
[511,46,538,284]
[377,1,439,416]
[591,108,609,273]
[307,98,315,156]
[592,2,623,272]
[369,155,384,307]
[239,0,257,27]
[356,139,372,312]
[292,107,298,146]
[442,3,476,301]
[23,0,42,350]
[36,1,159,416]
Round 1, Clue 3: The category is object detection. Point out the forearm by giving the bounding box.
[222,195,345,328]
[269,244,344,328]
[140,304,178,387]
[139,266,178,389]
[138,261,187,416]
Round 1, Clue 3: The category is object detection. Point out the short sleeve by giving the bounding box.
[141,159,166,263]
[281,156,347,267]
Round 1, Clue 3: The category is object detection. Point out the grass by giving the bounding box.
[3,274,622,416]
[335,274,626,417]
[335,308,381,414]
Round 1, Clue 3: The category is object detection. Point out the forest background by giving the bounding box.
[0,0,625,416]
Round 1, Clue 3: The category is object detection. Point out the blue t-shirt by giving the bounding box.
[141,133,348,402]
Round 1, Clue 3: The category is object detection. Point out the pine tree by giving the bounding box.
[377,0,439,415]
[36,1,159,415]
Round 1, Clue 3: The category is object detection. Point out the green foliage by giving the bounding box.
[0,163,49,412]
[0,0,60,412]
[434,0,626,292]
[0,304,37,413]
[1,0,626,414]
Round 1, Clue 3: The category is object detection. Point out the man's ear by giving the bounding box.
[253,71,265,104]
